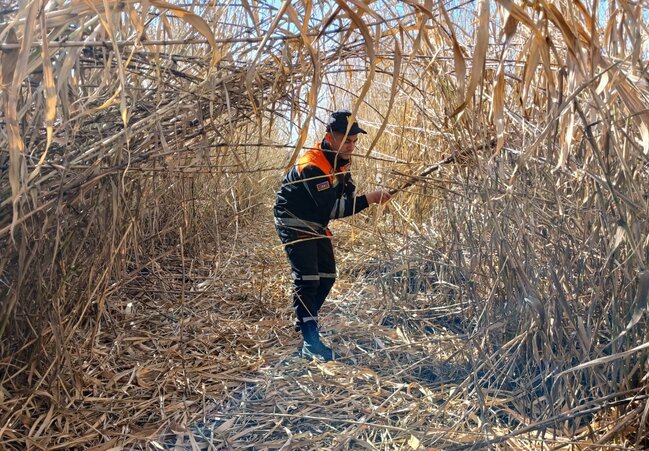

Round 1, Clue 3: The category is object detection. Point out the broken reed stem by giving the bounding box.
[388,138,496,195]
[0,17,414,51]
[179,225,190,398]
[452,394,649,451]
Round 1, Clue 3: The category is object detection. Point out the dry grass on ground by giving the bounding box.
[2,208,636,449]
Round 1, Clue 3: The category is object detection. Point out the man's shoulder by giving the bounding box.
[297,147,329,175]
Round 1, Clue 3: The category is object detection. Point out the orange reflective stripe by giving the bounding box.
[296,143,347,183]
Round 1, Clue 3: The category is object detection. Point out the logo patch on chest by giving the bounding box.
[316,181,331,191]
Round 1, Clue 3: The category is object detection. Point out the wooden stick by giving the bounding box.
[388,138,496,195]
[0,23,357,51]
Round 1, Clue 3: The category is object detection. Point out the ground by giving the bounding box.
[25,206,582,450]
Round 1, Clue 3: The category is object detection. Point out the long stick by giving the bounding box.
[388,138,496,195]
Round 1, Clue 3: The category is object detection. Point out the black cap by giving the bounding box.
[326,109,367,135]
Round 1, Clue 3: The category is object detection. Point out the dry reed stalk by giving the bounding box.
[1,0,648,449]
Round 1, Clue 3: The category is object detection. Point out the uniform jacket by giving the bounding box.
[274,140,369,231]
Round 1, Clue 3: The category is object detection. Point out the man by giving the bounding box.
[274,109,391,361]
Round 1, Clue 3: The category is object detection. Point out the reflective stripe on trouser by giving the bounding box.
[275,224,336,323]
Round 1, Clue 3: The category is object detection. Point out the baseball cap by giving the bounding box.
[326,109,367,135]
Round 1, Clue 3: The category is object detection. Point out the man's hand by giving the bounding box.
[365,189,392,205]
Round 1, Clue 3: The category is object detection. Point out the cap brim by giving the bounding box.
[349,124,367,134]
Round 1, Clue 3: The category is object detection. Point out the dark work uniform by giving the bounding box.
[274,139,369,327]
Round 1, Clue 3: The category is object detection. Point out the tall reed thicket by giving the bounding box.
[0,1,294,383]
[346,1,649,443]
[1,0,648,446]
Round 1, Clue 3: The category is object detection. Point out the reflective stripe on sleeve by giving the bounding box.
[329,200,340,219]
[329,197,347,219]
[338,197,345,218]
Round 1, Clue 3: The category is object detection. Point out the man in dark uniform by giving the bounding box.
[274,110,391,361]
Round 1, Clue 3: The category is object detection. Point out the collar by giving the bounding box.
[321,139,350,170]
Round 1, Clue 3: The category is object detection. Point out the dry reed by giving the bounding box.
[1,0,648,449]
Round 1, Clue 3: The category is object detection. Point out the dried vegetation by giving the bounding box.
[1,0,649,449]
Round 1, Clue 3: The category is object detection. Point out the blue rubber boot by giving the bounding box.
[300,320,333,362]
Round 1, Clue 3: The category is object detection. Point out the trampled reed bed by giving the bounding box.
[1,0,648,448]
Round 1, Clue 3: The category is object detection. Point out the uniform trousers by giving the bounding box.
[275,226,336,326]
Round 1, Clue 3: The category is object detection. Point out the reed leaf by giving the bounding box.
[451,0,489,117]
